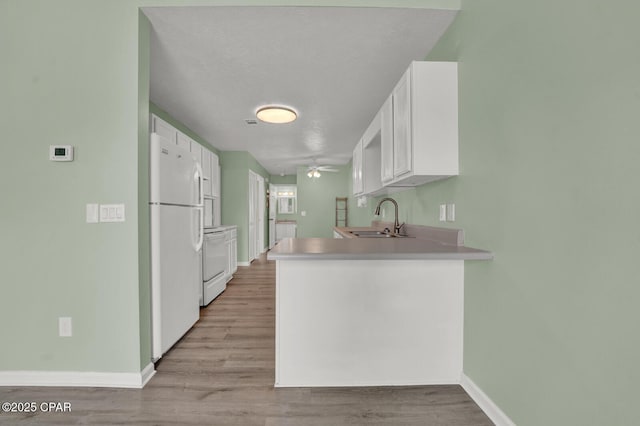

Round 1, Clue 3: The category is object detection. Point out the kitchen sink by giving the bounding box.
[349,231,410,238]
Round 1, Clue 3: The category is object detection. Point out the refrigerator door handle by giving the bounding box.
[194,163,204,252]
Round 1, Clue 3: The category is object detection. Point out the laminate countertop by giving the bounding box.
[268,225,493,261]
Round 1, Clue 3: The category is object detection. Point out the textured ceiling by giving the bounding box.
[143,6,457,175]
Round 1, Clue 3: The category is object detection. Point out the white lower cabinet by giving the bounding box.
[224,227,238,281]
[231,237,237,273]
[276,222,297,242]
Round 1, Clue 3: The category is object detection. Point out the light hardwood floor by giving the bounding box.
[0,254,493,425]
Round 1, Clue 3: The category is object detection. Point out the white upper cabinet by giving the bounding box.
[177,132,191,151]
[352,139,364,196]
[151,114,178,144]
[190,139,203,165]
[151,113,221,204]
[392,68,412,178]
[362,110,383,196]
[352,61,458,194]
[210,151,220,198]
[387,61,458,187]
[380,94,394,185]
[202,148,212,197]
[199,146,220,199]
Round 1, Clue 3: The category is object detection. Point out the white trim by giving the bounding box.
[275,378,460,388]
[0,363,156,389]
[140,362,156,387]
[461,373,516,426]
[237,261,250,266]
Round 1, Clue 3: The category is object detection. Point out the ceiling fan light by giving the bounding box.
[256,106,297,124]
[313,170,321,178]
[307,171,313,178]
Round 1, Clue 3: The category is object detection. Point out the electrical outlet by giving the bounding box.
[439,204,447,221]
[446,203,455,222]
[59,317,72,337]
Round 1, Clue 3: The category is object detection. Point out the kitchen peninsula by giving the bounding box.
[267,224,492,387]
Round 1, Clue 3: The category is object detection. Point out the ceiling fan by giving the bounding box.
[306,164,339,178]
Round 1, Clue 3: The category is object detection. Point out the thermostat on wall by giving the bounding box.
[49,145,74,161]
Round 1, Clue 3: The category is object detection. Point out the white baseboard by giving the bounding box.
[461,373,516,426]
[237,261,250,267]
[140,362,156,387]
[0,362,156,389]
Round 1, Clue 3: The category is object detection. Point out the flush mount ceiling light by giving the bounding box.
[256,106,297,124]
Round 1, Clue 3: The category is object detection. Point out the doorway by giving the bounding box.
[248,170,265,262]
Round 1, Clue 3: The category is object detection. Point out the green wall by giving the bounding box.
[294,166,351,238]
[220,151,269,262]
[269,174,297,185]
[270,170,369,235]
[268,166,351,238]
[360,1,640,424]
[137,10,152,371]
[1,0,145,373]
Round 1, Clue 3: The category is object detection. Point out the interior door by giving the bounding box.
[257,176,265,253]
[248,171,257,261]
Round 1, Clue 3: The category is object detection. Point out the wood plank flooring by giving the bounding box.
[0,254,493,425]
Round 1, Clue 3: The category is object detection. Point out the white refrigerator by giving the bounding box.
[150,133,203,361]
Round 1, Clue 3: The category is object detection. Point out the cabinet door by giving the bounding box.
[202,149,212,197]
[190,140,202,166]
[213,197,221,227]
[225,239,232,278]
[392,68,412,178]
[287,224,297,238]
[352,140,363,195]
[177,132,191,151]
[151,114,177,144]
[231,238,237,273]
[211,152,220,197]
[380,95,394,183]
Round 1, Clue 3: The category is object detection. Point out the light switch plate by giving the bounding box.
[86,204,99,223]
[439,204,447,221]
[446,203,455,222]
[100,204,125,223]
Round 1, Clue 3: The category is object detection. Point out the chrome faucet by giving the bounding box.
[374,197,403,235]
